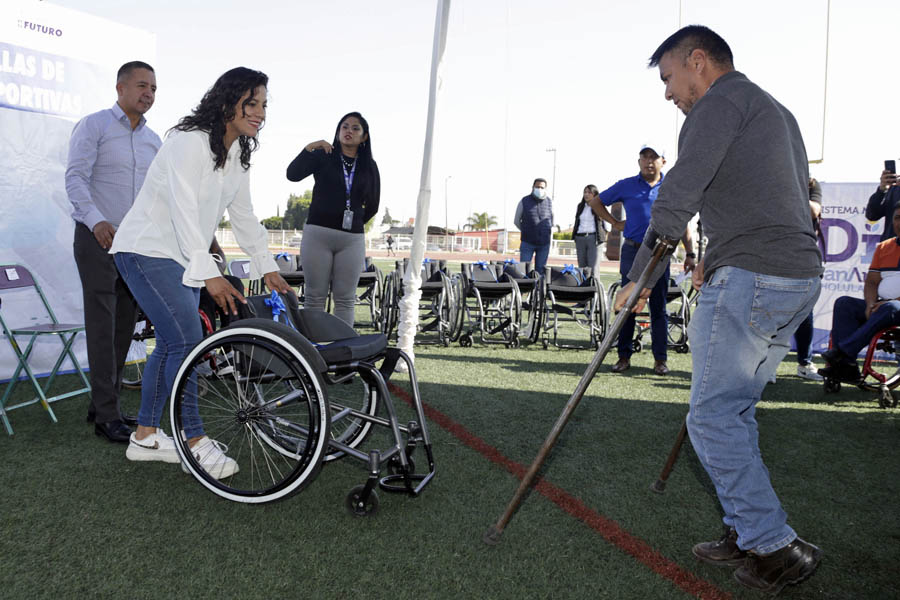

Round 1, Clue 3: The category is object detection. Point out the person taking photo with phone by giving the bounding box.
[866,159,899,241]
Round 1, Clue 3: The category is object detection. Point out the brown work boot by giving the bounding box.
[734,537,823,595]
[653,360,669,375]
[692,526,746,567]
[611,357,630,373]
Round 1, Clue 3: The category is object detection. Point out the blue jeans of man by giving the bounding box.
[831,296,900,358]
[520,241,550,275]
[114,252,204,438]
[618,241,669,361]
[687,266,820,553]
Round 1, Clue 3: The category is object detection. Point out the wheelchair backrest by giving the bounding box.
[273,253,299,274]
[464,262,502,283]
[547,265,589,287]
[496,260,534,280]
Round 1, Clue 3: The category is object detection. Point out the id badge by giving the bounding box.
[342,209,354,230]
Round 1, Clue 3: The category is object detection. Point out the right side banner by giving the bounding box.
[815,182,881,354]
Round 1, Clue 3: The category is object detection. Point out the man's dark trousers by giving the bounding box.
[73,222,137,424]
[618,241,669,360]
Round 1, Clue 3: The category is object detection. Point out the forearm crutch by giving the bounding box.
[484,238,676,545]
[649,418,687,494]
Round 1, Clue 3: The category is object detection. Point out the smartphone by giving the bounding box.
[886,159,897,174]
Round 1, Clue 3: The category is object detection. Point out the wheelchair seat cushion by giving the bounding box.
[316,333,388,363]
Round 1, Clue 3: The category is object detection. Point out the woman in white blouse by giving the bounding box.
[111,67,291,478]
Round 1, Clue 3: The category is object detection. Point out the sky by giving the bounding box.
[48,0,900,232]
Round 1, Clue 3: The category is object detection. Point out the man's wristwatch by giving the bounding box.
[685,252,696,259]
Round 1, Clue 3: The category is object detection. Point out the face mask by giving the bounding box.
[533,187,546,200]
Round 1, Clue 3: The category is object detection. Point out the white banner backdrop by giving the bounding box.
[1,0,155,381]
[813,182,881,355]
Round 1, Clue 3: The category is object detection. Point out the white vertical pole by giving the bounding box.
[396,0,452,362]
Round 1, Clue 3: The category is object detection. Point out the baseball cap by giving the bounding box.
[639,143,665,158]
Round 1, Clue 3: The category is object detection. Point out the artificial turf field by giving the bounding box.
[1,257,898,599]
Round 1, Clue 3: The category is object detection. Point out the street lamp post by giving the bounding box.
[445,175,452,252]
[545,147,557,200]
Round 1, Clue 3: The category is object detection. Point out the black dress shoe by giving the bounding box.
[94,420,133,444]
[734,537,823,595]
[692,526,747,566]
[87,412,137,426]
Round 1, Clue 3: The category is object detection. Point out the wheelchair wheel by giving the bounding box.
[170,319,330,504]
[368,271,383,329]
[324,374,378,462]
[521,281,544,344]
[122,358,145,390]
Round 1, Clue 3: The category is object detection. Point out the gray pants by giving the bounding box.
[73,223,137,423]
[575,234,598,270]
[300,224,365,327]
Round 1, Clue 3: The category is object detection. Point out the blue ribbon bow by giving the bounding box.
[422,258,432,265]
[264,291,287,323]
[503,258,518,265]
[275,252,290,261]
[475,260,489,270]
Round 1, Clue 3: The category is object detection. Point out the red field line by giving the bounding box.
[391,383,731,600]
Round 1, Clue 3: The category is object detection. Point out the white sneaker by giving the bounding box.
[797,364,824,381]
[181,436,239,480]
[126,428,180,464]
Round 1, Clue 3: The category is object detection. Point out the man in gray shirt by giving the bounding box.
[616,26,823,594]
[66,61,161,444]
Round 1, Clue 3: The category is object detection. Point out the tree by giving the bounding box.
[260,216,283,230]
[381,208,393,226]
[283,190,312,230]
[465,211,497,251]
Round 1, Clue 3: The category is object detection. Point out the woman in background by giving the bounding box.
[286,112,380,327]
[573,184,606,270]
[112,67,291,478]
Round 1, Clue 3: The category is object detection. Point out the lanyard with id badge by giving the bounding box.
[342,158,356,230]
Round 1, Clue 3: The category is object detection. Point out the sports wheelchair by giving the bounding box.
[540,265,607,350]
[380,258,463,346]
[458,261,523,348]
[606,275,691,354]
[496,260,544,345]
[168,291,435,514]
[822,327,900,409]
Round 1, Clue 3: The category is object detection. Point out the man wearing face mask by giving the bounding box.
[514,178,554,274]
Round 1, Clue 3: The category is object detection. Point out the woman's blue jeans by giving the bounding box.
[114,252,204,438]
[686,266,820,553]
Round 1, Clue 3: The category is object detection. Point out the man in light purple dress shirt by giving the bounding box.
[66,61,161,444]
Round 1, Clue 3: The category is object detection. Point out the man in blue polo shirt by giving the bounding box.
[588,144,694,375]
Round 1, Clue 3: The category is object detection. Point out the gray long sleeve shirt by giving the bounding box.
[628,70,823,285]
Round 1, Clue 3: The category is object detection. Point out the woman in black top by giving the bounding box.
[573,184,606,269]
[286,112,380,326]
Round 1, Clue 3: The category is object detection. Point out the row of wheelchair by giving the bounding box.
[374,258,693,353]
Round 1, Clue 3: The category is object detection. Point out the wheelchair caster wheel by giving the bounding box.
[632,340,642,353]
[879,387,893,409]
[542,339,549,350]
[675,344,689,354]
[459,334,472,347]
[507,338,520,349]
[823,378,840,393]
[346,485,379,517]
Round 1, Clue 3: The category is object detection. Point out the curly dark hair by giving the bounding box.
[331,112,378,202]
[171,67,268,170]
